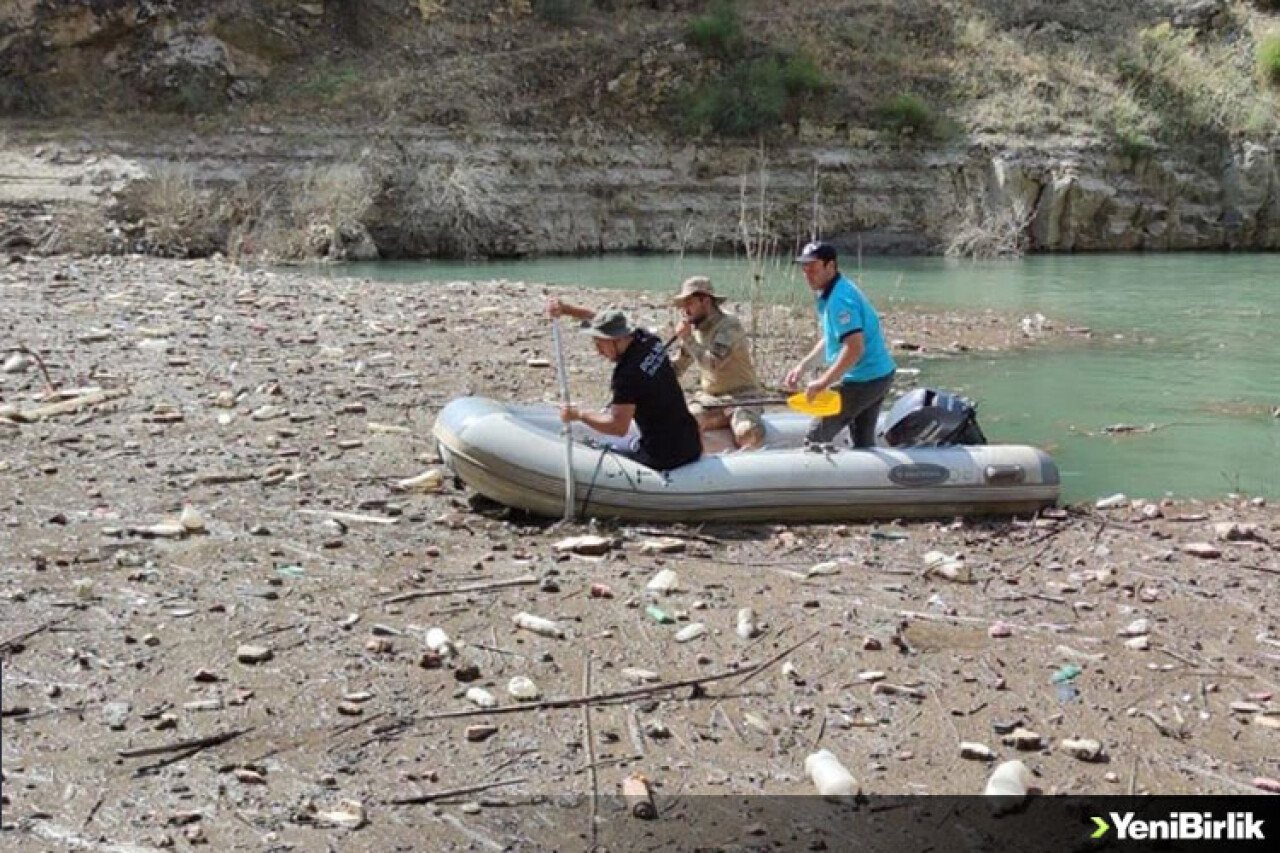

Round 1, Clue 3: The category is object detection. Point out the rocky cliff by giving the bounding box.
[2,1,1278,256]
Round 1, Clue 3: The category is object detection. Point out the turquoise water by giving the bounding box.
[328,254,1280,501]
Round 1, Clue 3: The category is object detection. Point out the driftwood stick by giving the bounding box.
[731,631,820,689]
[118,728,251,759]
[1238,563,1280,578]
[571,752,644,777]
[384,575,539,604]
[11,387,128,423]
[296,508,398,525]
[1155,645,1204,669]
[388,776,528,806]
[17,344,56,393]
[624,526,723,545]
[0,618,66,653]
[582,654,599,849]
[419,632,817,722]
[1177,761,1270,794]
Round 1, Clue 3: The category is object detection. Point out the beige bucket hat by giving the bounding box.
[670,275,727,306]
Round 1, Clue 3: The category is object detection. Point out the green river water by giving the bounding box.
[331,254,1279,502]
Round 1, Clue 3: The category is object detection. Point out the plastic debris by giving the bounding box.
[394,469,444,493]
[317,800,367,830]
[179,505,206,532]
[512,611,565,638]
[554,535,613,556]
[623,774,656,819]
[984,760,1032,814]
[1060,738,1104,761]
[805,560,842,577]
[645,604,675,624]
[674,623,706,643]
[924,550,970,582]
[736,608,761,639]
[960,742,996,761]
[805,749,858,798]
[507,676,540,701]
[425,627,456,657]
[1050,664,1083,684]
[646,569,679,594]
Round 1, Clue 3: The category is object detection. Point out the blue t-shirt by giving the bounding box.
[816,274,896,383]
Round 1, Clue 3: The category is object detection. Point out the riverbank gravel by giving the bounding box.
[1,256,1277,850]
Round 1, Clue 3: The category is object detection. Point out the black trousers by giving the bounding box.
[805,371,896,448]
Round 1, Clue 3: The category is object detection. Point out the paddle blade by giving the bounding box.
[786,389,842,417]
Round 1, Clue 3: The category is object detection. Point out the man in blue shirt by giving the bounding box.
[784,241,896,447]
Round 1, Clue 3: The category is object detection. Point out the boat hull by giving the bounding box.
[433,396,1059,521]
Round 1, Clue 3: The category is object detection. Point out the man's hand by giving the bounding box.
[559,404,579,424]
[674,319,693,340]
[804,379,826,403]
[784,364,805,391]
[547,298,565,319]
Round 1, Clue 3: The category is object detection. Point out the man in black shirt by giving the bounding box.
[548,299,702,471]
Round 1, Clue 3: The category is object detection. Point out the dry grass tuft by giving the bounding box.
[945,198,1034,260]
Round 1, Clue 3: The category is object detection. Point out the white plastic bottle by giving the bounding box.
[674,623,706,643]
[512,612,566,638]
[984,760,1032,814]
[804,749,858,798]
[646,569,679,594]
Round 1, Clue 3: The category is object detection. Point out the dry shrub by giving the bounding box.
[365,149,508,257]
[121,164,223,257]
[281,164,375,260]
[41,204,120,256]
[946,199,1033,259]
[121,166,274,258]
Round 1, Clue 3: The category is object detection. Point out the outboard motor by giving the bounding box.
[879,388,986,447]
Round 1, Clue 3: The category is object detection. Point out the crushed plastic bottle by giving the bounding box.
[507,676,540,701]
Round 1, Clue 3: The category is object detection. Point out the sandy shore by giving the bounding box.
[1,256,1278,850]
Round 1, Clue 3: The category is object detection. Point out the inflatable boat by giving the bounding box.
[432,394,1059,522]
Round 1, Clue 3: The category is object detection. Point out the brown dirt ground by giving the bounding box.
[1,256,1278,851]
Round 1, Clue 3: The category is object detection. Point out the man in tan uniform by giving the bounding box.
[668,276,767,450]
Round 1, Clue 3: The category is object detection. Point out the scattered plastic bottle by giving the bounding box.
[645,604,674,624]
[984,760,1032,814]
[805,749,858,798]
[646,569,679,594]
[512,612,565,638]
[674,623,706,643]
[1050,664,1082,684]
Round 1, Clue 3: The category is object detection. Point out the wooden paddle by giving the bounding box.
[699,389,842,417]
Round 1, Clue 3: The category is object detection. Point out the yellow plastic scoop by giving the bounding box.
[784,389,842,417]
[701,389,843,417]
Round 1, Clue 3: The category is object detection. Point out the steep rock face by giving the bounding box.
[0,0,324,113]
[1,127,1277,257]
